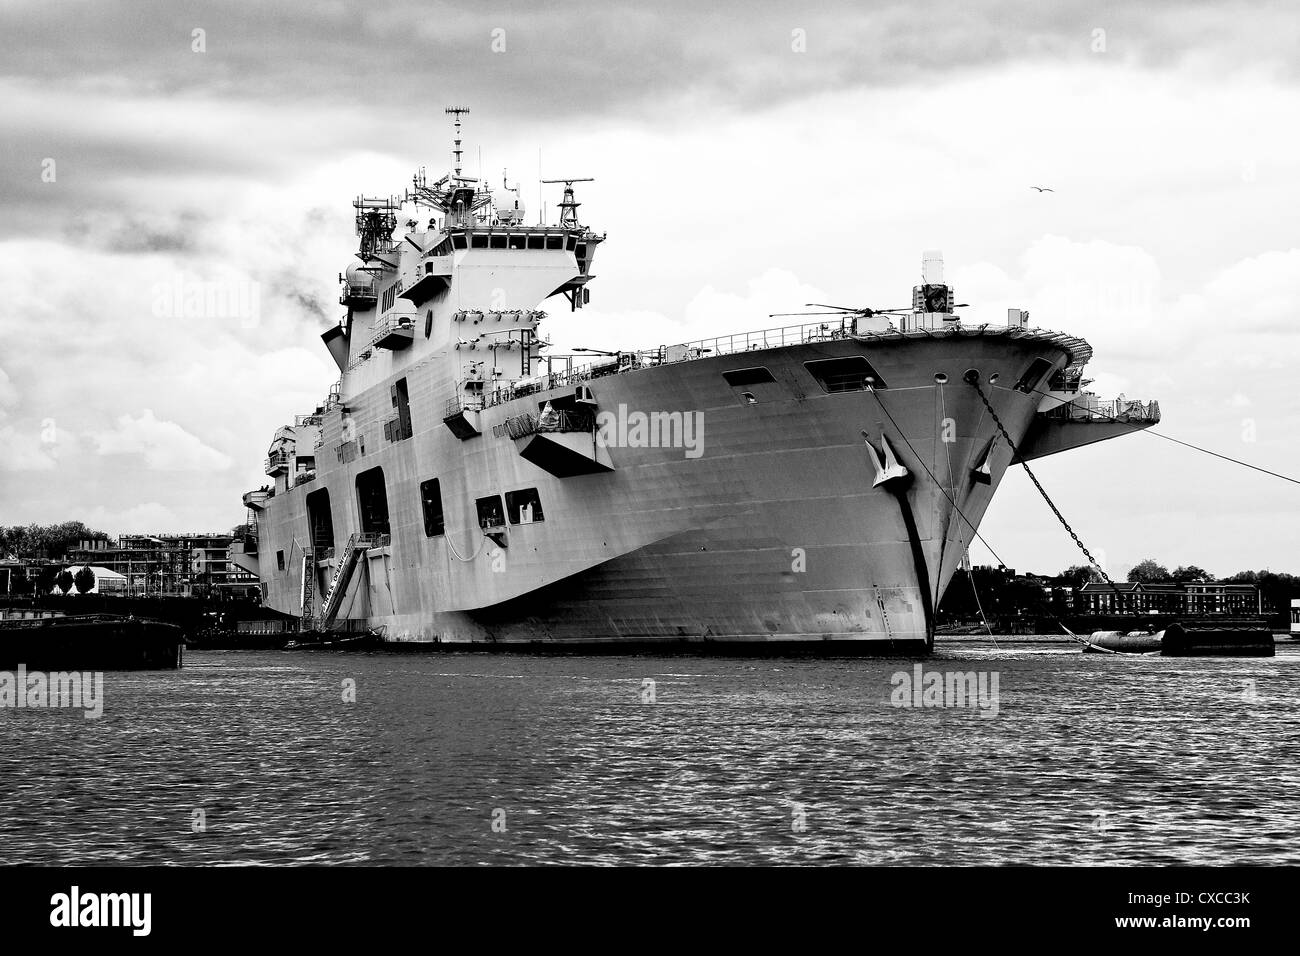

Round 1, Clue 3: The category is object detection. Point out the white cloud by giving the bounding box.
[1,37,1298,571]
[88,409,232,471]
[80,502,182,536]
[0,424,57,471]
[683,270,830,332]
[0,366,17,409]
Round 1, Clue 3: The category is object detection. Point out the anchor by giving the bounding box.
[861,428,931,645]
[862,431,910,488]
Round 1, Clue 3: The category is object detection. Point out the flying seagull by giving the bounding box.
[1030,185,1054,192]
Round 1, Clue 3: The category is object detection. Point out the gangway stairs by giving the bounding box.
[317,533,373,629]
[300,550,316,631]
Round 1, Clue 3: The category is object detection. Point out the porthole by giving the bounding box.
[934,373,949,384]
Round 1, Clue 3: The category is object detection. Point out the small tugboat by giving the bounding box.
[0,611,184,670]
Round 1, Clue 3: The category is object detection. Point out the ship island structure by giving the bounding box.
[232,112,1160,653]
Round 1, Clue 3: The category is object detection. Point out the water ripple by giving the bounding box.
[1,643,1297,864]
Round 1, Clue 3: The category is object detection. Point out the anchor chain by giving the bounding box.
[964,370,1127,612]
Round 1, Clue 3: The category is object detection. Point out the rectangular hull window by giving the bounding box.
[505,488,545,524]
[387,377,413,441]
[475,495,505,530]
[722,367,776,387]
[1013,358,1054,394]
[804,356,887,392]
[420,479,445,537]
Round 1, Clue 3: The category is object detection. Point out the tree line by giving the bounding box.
[0,521,108,560]
[940,558,1298,625]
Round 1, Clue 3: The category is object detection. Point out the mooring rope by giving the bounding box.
[965,371,1129,615]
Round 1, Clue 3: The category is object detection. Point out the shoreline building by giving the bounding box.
[1077,580,1261,616]
[50,565,127,595]
[66,533,259,598]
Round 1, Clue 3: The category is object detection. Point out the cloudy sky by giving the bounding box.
[1,0,1297,577]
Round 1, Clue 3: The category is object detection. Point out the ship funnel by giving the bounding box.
[322,324,349,372]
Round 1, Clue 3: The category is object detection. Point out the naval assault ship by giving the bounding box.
[232,112,1160,652]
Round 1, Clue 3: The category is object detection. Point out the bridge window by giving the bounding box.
[475,495,505,530]
[381,283,400,313]
[509,234,526,250]
[527,236,544,250]
[804,356,887,392]
[505,488,545,524]
[471,234,488,249]
[420,479,444,537]
[722,367,775,387]
[356,467,390,536]
[452,234,467,250]
[545,236,562,250]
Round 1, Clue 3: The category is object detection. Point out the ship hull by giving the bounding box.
[249,331,1073,653]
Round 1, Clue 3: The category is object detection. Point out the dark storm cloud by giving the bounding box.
[2,0,1293,247]
[3,0,1294,117]
[74,210,206,254]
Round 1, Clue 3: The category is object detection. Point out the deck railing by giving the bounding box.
[499,407,595,439]
[476,319,866,409]
[668,320,860,359]
[1045,398,1161,422]
[450,317,1096,416]
[264,450,291,472]
[372,314,414,343]
[340,282,376,300]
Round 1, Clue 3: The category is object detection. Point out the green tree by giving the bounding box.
[1005,577,1048,615]
[54,569,74,594]
[1223,569,1300,618]
[0,522,109,559]
[1171,565,1213,584]
[73,565,96,594]
[1128,559,1172,583]
[1059,564,1102,588]
[33,566,59,593]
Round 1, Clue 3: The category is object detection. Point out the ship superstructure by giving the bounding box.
[233,112,1159,652]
